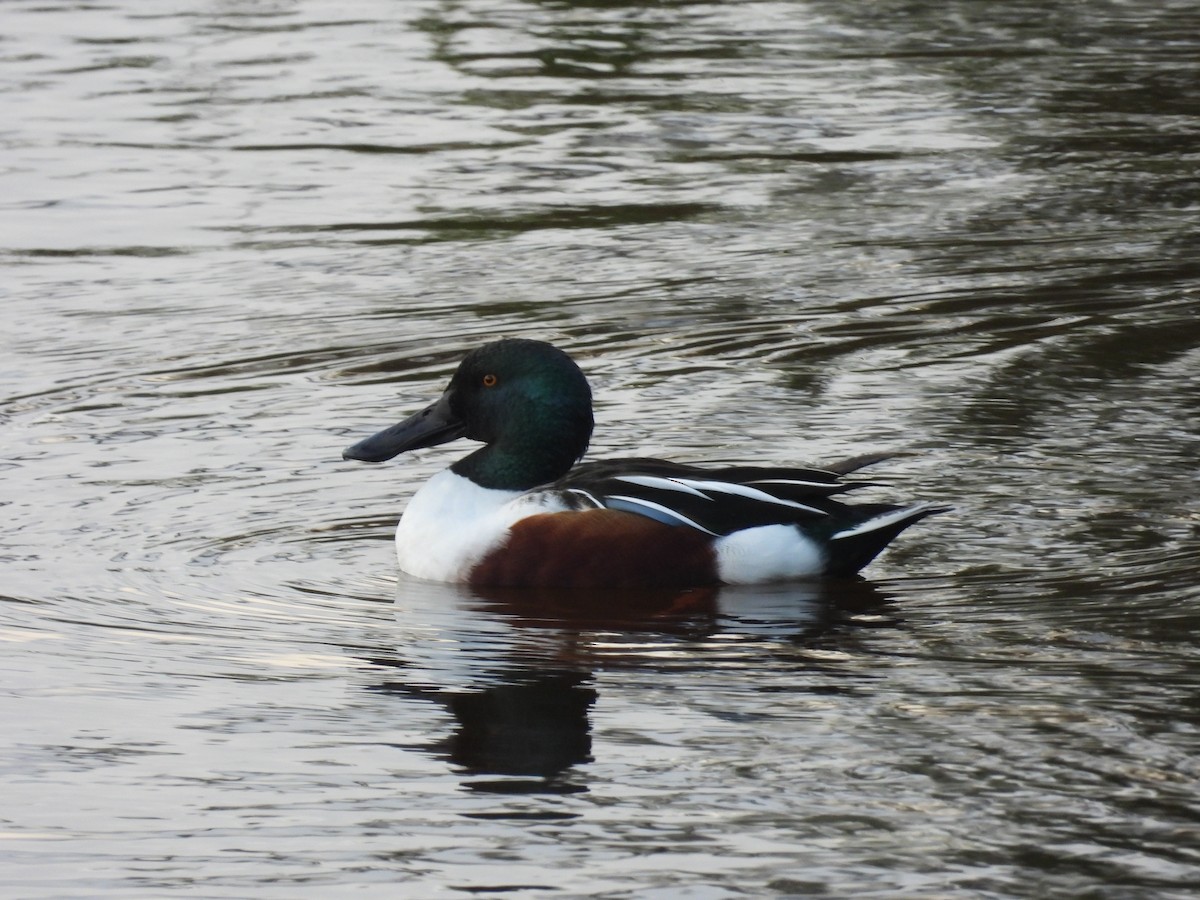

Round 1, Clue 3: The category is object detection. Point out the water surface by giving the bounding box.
[2,1,1198,896]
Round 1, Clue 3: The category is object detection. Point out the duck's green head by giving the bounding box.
[343,338,594,490]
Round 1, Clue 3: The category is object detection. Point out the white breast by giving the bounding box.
[394,470,568,582]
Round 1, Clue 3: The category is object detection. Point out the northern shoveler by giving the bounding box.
[343,338,946,588]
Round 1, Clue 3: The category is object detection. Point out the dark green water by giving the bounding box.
[2,1,1197,896]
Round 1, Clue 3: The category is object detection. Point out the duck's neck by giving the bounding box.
[451,404,590,491]
[451,436,582,491]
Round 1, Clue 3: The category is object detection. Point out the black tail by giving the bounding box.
[823,503,949,577]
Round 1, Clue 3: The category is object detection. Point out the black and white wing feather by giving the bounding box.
[548,457,888,536]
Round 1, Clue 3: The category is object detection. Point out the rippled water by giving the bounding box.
[3,1,1198,896]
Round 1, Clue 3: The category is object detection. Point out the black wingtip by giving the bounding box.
[823,503,950,577]
[824,451,908,476]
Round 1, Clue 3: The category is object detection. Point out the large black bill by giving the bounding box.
[342,391,465,462]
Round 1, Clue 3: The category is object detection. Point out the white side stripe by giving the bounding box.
[613,475,712,498]
[747,478,839,489]
[673,478,827,515]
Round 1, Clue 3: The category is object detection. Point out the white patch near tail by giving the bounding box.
[830,503,942,541]
[715,525,824,584]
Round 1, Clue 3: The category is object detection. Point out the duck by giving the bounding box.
[343,338,947,588]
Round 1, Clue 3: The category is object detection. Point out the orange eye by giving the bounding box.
[482,373,497,387]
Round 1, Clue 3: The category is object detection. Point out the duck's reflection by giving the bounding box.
[446,670,595,792]
[362,578,895,794]
[469,583,722,633]
[368,666,595,793]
